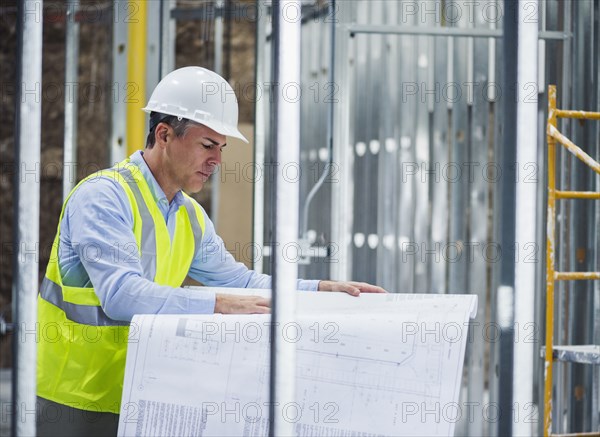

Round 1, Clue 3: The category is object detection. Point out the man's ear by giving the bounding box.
[155,123,171,147]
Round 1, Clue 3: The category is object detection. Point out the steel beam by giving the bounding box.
[12,1,43,435]
[252,0,268,272]
[63,0,79,200]
[494,1,519,434]
[268,1,300,435]
[211,0,224,225]
[513,3,539,435]
[346,23,568,40]
[330,1,354,280]
[110,0,128,164]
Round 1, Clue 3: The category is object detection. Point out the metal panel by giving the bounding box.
[307,5,333,281]
[269,1,301,434]
[298,7,331,281]
[320,4,335,280]
[12,1,43,435]
[253,0,269,273]
[350,0,374,284]
[464,3,493,435]
[512,3,539,436]
[110,0,129,164]
[495,1,520,432]
[211,0,224,225]
[429,8,449,295]
[551,0,571,433]
[411,1,433,293]
[298,16,314,247]
[146,1,161,101]
[447,0,469,295]
[364,0,381,286]
[258,1,600,434]
[160,0,176,77]
[346,23,568,40]
[535,3,552,434]
[330,1,355,281]
[395,0,418,292]
[566,0,596,432]
[63,0,80,200]
[487,3,506,434]
[376,0,400,292]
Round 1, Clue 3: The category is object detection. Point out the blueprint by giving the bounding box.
[118,289,477,436]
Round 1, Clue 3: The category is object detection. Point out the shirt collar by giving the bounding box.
[129,150,185,208]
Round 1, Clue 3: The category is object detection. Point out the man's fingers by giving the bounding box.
[334,284,360,297]
[215,294,272,314]
[347,286,361,296]
[253,304,271,314]
[215,282,385,313]
[255,297,271,308]
[242,296,270,313]
[352,282,388,293]
[317,280,387,296]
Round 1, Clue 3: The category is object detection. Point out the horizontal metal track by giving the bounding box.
[346,24,569,40]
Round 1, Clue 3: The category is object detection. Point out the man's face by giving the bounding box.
[164,123,226,194]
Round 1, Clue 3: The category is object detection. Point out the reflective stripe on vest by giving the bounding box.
[115,165,204,277]
[39,277,128,327]
[182,196,204,252]
[115,166,158,280]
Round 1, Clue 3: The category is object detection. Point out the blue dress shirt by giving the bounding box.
[57,151,318,321]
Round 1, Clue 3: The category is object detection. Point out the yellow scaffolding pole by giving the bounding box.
[555,191,600,200]
[545,85,557,437]
[544,84,600,437]
[555,109,600,120]
[126,0,147,155]
[548,124,600,174]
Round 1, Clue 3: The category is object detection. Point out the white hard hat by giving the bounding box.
[142,66,248,143]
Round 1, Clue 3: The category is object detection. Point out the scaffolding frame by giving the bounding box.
[544,84,600,437]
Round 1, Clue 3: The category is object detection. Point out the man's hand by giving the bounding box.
[214,294,271,314]
[318,280,387,297]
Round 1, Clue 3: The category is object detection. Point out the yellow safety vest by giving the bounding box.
[37,159,205,413]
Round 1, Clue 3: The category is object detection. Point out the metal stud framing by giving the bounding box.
[6,1,599,436]
[12,1,43,435]
[252,1,599,435]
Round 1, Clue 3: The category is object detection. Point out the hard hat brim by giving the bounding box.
[142,106,249,144]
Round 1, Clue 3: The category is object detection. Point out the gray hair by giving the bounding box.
[145,114,201,148]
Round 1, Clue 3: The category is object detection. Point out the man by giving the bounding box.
[36,67,385,436]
